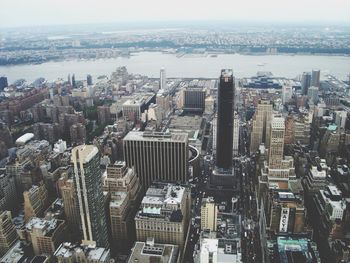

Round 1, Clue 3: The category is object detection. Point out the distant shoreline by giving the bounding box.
[1,50,350,67]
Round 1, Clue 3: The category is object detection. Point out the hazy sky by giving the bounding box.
[1,0,350,28]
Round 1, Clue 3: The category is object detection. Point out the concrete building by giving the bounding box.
[334,110,348,130]
[57,174,80,240]
[0,241,31,263]
[0,171,17,212]
[104,161,142,251]
[303,166,327,195]
[135,183,191,251]
[54,242,110,263]
[194,213,242,263]
[265,190,306,234]
[23,182,49,223]
[250,100,273,154]
[97,106,111,125]
[128,239,180,263]
[70,123,86,145]
[282,86,293,105]
[315,185,346,222]
[294,114,311,146]
[276,236,320,263]
[33,123,60,144]
[268,116,285,169]
[23,217,66,255]
[122,93,156,121]
[319,125,341,158]
[156,91,172,116]
[0,211,19,257]
[307,86,319,105]
[71,145,109,247]
[258,115,295,183]
[123,131,188,190]
[201,197,217,232]
[182,87,206,112]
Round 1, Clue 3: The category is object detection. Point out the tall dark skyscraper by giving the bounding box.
[87,74,92,86]
[0,77,8,91]
[72,74,76,88]
[301,72,311,95]
[210,69,236,193]
[216,69,234,170]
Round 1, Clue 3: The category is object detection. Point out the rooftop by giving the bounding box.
[123,131,188,143]
[25,218,63,237]
[0,241,28,263]
[128,241,179,263]
[54,242,110,262]
[71,145,98,164]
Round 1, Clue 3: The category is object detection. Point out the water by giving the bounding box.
[0,52,349,83]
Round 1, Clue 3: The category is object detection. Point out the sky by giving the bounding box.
[1,0,350,28]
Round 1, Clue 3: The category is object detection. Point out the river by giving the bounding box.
[0,52,349,83]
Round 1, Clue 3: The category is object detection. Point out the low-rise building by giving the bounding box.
[54,242,110,263]
[22,217,66,255]
[135,183,191,251]
[0,211,19,257]
[128,238,180,263]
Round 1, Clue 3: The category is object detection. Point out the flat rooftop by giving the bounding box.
[71,145,98,163]
[25,218,63,237]
[54,242,110,262]
[123,131,188,143]
[128,241,179,263]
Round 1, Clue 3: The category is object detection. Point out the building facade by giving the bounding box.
[71,145,109,247]
[123,131,188,190]
[135,183,191,251]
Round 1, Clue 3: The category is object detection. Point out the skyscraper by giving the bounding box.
[211,69,235,190]
[58,173,81,241]
[250,100,273,154]
[301,72,311,95]
[282,85,293,105]
[160,68,167,90]
[311,69,321,87]
[307,86,319,105]
[268,115,285,169]
[72,74,76,88]
[0,211,18,257]
[123,131,188,190]
[71,145,109,247]
[200,197,217,232]
[215,69,234,170]
[87,74,93,86]
[0,77,8,91]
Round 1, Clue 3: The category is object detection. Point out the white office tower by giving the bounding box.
[233,112,240,157]
[160,68,167,90]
